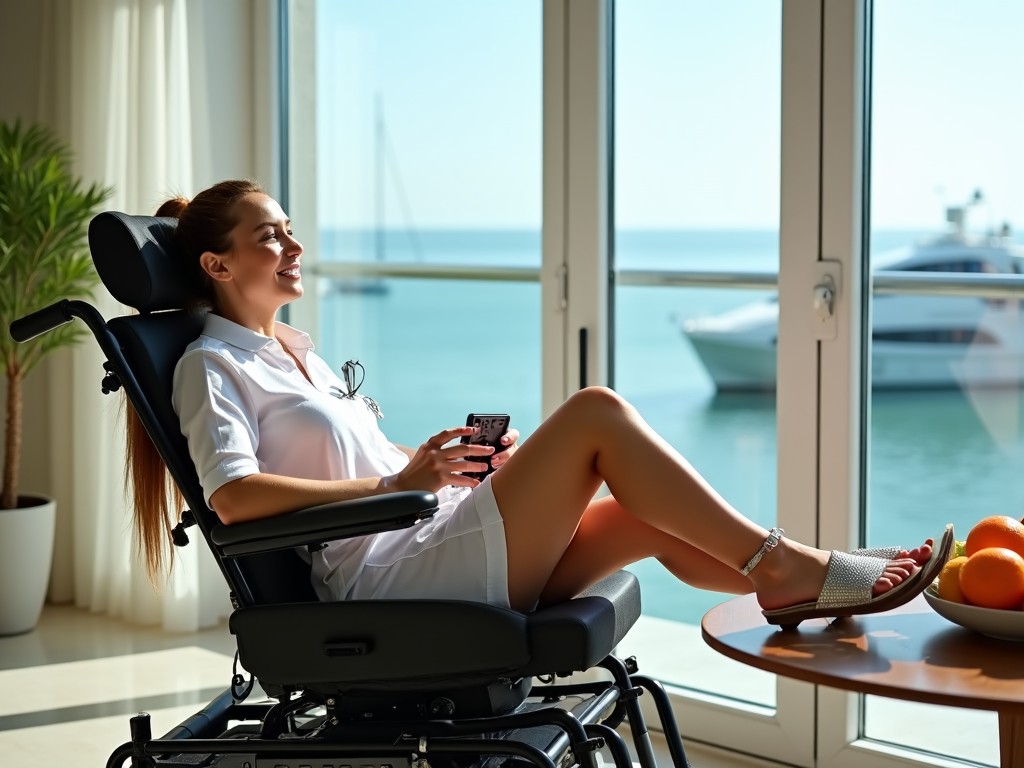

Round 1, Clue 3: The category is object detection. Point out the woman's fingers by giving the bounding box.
[490,428,519,469]
[456,457,490,473]
[422,442,492,471]
[411,425,518,487]
[428,425,475,447]
[445,472,481,488]
[427,456,487,487]
[452,443,495,458]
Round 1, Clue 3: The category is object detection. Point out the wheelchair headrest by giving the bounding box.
[88,211,191,313]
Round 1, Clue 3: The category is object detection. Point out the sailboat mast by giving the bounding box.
[375,93,385,263]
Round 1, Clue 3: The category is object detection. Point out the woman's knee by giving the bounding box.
[565,386,633,420]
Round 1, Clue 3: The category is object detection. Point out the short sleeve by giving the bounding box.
[172,348,262,505]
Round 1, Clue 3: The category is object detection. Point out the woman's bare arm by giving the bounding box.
[209,473,399,524]
[210,426,495,524]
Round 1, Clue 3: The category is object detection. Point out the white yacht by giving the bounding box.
[683,202,1024,391]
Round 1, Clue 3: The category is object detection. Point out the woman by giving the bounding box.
[130,179,952,627]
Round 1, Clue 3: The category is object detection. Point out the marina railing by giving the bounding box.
[312,262,1024,299]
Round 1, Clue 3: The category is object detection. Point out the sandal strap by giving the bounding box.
[740,527,785,576]
[816,550,888,609]
[851,546,903,559]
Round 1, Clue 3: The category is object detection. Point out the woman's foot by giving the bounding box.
[750,537,934,613]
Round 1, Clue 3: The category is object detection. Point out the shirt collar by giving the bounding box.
[202,313,315,353]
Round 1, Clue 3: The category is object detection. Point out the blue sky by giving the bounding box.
[315,0,1023,235]
[872,1,1024,233]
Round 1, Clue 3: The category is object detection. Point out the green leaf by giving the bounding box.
[1,119,113,505]
[0,119,112,378]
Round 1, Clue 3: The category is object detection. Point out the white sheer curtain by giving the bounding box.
[41,0,229,631]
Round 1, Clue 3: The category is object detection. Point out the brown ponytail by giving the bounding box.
[125,400,183,582]
[155,195,189,219]
[126,179,265,582]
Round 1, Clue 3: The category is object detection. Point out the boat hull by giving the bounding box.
[687,334,1024,391]
[682,211,1024,392]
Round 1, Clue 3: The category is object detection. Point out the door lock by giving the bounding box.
[813,280,835,320]
[811,261,841,340]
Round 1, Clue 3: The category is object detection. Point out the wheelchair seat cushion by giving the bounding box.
[228,570,641,693]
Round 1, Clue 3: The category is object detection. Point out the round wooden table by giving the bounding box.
[701,593,1024,767]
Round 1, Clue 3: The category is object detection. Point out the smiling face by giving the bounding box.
[199,192,304,331]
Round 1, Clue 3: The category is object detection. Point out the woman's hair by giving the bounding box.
[128,178,265,582]
[160,179,267,310]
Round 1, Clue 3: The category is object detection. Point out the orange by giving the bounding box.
[958,547,1024,610]
[936,556,969,603]
[965,515,1024,558]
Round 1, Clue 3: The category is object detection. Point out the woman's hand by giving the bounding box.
[388,426,495,492]
[490,428,520,472]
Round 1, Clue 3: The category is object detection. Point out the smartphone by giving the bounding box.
[460,413,511,480]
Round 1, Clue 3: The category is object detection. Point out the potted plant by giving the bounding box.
[0,120,111,634]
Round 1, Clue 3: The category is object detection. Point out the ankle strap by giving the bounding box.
[740,527,785,576]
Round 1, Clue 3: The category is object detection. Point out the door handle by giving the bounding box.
[811,261,841,340]
[813,280,835,321]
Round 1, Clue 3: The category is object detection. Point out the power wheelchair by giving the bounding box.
[10,211,691,768]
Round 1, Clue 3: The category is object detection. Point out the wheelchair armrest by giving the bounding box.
[210,491,439,556]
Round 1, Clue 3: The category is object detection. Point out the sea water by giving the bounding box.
[317,228,1024,624]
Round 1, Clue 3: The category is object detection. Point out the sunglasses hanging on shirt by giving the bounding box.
[329,359,383,419]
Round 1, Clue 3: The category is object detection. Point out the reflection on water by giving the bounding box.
[869,388,1024,549]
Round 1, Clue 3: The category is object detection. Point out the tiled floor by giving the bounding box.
[0,606,239,767]
[0,604,762,768]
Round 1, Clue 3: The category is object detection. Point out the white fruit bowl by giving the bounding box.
[924,583,1024,642]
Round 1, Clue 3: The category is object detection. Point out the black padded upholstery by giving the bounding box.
[227,570,642,695]
[230,600,533,689]
[89,212,190,313]
[527,569,641,673]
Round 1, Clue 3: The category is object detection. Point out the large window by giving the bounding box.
[310,1,543,445]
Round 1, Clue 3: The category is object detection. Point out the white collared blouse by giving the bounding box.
[172,312,441,598]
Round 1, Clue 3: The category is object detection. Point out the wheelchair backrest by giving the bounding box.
[88,212,317,605]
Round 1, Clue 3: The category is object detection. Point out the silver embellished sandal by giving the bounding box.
[852,546,911,558]
[751,524,955,630]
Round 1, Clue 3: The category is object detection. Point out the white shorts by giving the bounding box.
[345,475,510,608]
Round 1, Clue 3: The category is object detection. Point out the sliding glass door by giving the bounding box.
[283,1,1009,764]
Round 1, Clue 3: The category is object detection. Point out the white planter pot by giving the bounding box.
[0,495,56,635]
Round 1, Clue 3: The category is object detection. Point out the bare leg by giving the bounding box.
[538,495,753,606]
[490,387,929,613]
[538,493,931,609]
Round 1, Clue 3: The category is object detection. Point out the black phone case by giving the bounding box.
[461,413,510,480]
